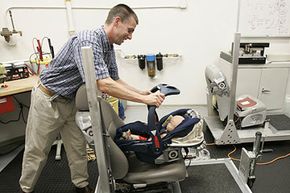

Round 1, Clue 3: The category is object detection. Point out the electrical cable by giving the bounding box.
[24,62,36,75]
[40,37,54,60]
[186,157,192,169]
[0,106,22,124]
[41,36,53,58]
[13,96,29,109]
[31,38,41,74]
[0,97,30,124]
[41,36,49,50]
[13,96,29,124]
[256,153,290,165]
[183,148,196,169]
[21,109,27,124]
[182,148,192,168]
[227,145,290,165]
[30,37,53,75]
[227,145,240,161]
[32,37,39,54]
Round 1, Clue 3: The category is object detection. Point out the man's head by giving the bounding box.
[166,115,185,132]
[105,4,138,45]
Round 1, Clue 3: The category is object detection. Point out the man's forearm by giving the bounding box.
[97,77,146,103]
[97,77,165,107]
[116,79,149,95]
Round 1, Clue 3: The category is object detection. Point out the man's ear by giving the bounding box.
[113,16,121,26]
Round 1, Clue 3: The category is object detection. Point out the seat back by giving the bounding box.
[75,85,128,179]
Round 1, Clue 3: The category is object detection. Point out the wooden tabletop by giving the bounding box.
[0,76,39,97]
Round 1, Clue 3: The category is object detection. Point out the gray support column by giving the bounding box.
[219,33,241,144]
[81,46,112,193]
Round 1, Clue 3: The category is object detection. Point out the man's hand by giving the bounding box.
[143,91,165,107]
[140,90,151,95]
[98,78,165,106]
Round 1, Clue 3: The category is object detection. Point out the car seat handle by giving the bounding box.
[147,84,180,151]
[147,106,162,152]
[150,83,180,97]
[147,83,180,116]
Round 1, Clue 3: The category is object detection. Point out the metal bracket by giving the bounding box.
[217,119,240,144]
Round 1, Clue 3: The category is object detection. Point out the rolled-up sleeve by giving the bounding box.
[74,33,110,81]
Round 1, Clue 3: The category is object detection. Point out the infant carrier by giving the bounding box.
[114,84,204,164]
[76,84,204,165]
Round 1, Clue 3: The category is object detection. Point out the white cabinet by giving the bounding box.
[237,69,261,98]
[237,66,289,111]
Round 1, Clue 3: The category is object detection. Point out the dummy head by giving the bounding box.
[166,115,185,132]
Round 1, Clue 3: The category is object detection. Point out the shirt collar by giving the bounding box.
[100,25,114,52]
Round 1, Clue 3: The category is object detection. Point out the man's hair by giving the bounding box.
[105,4,138,25]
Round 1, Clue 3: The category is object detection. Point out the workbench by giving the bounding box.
[0,76,38,152]
[0,76,38,97]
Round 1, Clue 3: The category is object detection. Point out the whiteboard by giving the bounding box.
[238,0,290,37]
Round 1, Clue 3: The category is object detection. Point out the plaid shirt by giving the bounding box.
[40,26,119,99]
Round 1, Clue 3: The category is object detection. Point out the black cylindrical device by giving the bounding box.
[156,52,163,71]
[138,55,146,70]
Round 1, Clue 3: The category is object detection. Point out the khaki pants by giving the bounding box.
[19,86,89,192]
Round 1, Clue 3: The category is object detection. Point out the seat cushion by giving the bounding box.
[123,153,186,184]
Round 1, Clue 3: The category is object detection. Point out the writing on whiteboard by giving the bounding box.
[239,0,290,37]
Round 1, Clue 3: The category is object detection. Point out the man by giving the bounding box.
[19,4,165,193]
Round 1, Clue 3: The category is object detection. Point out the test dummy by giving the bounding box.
[121,115,185,140]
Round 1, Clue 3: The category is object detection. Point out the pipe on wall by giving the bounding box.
[65,0,75,36]
[3,0,187,38]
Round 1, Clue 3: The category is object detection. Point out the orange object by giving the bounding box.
[0,96,15,114]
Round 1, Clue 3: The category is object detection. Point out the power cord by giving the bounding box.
[0,96,30,124]
[227,145,240,161]
[0,108,22,124]
[256,153,290,166]
[227,145,290,165]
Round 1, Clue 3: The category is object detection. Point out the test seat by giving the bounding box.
[75,85,186,191]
